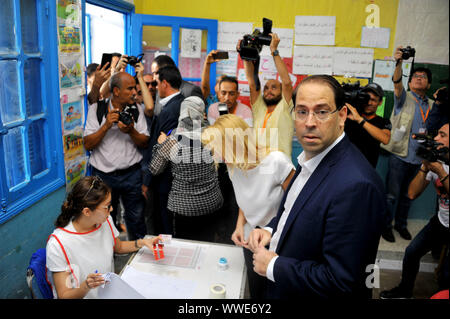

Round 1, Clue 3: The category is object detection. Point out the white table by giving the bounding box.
[120,237,247,299]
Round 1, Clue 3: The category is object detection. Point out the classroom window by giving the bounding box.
[0,0,64,224]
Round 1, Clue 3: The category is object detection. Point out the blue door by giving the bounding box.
[130,14,217,92]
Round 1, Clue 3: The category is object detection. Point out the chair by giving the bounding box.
[26,248,54,299]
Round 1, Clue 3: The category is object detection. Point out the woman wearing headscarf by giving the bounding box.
[150,96,223,242]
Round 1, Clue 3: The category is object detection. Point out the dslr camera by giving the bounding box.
[413,133,449,163]
[126,53,144,67]
[400,46,416,60]
[238,18,273,61]
[342,82,370,112]
[118,105,140,126]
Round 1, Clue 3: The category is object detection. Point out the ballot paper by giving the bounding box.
[136,242,202,269]
[120,265,197,299]
[97,272,145,299]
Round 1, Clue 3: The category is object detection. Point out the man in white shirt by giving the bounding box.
[247,75,386,298]
[84,72,149,240]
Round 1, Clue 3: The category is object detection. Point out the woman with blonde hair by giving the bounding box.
[202,114,295,299]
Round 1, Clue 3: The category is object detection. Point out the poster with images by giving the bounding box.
[58,25,81,53]
[65,156,87,192]
[60,54,83,88]
[63,129,84,161]
[62,100,82,131]
[57,0,81,27]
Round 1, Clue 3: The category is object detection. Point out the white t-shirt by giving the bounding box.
[84,101,149,173]
[46,216,119,299]
[228,151,294,239]
[426,163,449,228]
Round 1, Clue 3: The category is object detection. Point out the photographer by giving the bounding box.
[207,76,253,126]
[241,33,294,157]
[381,123,449,299]
[380,46,434,242]
[345,83,392,167]
[83,69,149,241]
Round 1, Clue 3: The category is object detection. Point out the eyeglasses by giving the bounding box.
[412,74,427,79]
[83,176,102,200]
[295,108,339,122]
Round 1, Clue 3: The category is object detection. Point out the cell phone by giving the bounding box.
[218,103,229,116]
[100,53,112,69]
[212,51,229,60]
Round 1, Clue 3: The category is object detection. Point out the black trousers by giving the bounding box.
[172,211,218,242]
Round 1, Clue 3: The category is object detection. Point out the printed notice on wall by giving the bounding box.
[361,26,390,49]
[294,16,336,45]
[293,46,334,75]
[217,22,253,51]
[180,28,202,58]
[260,28,294,58]
[333,47,374,78]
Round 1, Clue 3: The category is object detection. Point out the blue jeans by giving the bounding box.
[93,166,147,240]
[399,215,448,293]
[385,155,420,230]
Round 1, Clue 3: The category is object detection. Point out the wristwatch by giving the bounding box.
[359,119,366,127]
[272,50,279,57]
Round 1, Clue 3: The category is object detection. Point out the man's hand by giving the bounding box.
[346,103,363,123]
[205,50,220,65]
[105,109,119,129]
[114,55,128,73]
[117,120,134,134]
[269,33,280,54]
[134,62,144,79]
[394,46,403,63]
[93,63,111,88]
[423,160,447,178]
[253,246,277,277]
[247,228,272,252]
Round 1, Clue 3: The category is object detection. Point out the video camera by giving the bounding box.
[237,18,273,61]
[126,54,144,67]
[342,82,370,112]
[118,105,140,126]
[400,46,416,60]
[413,133,449,163]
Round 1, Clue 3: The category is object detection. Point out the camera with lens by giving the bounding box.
[218,103,229,116]
[413,133,449,163]
[118,105,139,126]
[342,82,370,112]
[126,53,144,67]
[400,46,416,60]
[238,18,273,61]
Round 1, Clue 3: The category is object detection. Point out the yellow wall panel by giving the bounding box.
[134,0,399,60]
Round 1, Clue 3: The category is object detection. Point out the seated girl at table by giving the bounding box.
[46,176,161,299]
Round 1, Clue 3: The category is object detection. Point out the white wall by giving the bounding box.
[394,0,449,64]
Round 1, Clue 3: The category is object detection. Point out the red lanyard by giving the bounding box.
[412,95,430,124]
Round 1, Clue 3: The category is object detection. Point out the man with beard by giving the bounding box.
[344,82,392,167]
[242,33,294,157]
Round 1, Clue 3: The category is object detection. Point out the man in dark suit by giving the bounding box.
[142,65,185,234]
[248,75,386,298]
[150,55,203,116]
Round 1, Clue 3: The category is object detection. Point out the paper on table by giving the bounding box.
[97,272,145,299]
[120,265,197,299]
